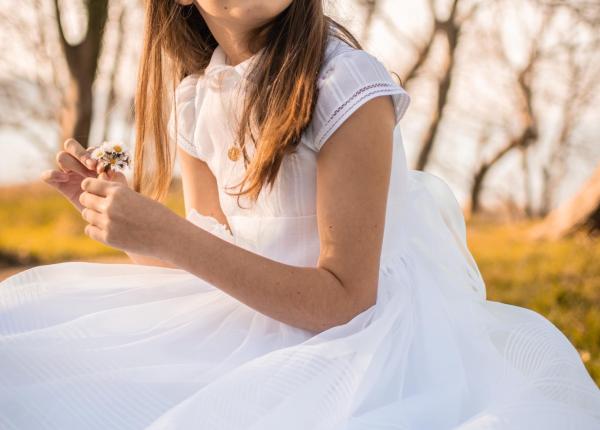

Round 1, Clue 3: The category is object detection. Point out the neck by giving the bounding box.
[195,9,257,66]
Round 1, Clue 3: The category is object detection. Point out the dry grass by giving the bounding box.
[467,218,600,385]
[1,181,599,385]
[0,180,184,265]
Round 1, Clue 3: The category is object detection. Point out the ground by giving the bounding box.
[1,181,599,386]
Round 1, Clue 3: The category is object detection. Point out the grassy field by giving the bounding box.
[0,181,185,265]
[1,180,599,386]
[467,219,600,385]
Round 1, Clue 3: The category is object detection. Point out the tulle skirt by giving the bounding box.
[1,171,599,429]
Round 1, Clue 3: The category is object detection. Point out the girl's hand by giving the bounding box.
[78,176,180,257]
[40,138,127,211]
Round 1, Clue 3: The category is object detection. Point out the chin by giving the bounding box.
[198,0,293,25]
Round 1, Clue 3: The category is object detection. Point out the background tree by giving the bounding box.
[531,164,600,239]
[53,0,109,148]
[1,0,599,222]
[0,0,135,159]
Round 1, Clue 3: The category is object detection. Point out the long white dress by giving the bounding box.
[1,36,599,430]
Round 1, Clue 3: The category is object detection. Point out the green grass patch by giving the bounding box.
[467,218,600,385]
[0,180,185,264]
[1,181,599,386]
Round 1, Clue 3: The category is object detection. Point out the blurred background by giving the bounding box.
[0,0,599,384]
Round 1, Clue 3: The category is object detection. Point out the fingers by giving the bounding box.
[64,138,97,170]
[79,191,106,212]
[99,169,128,186]
[96,161,112,176]
[84,224,105,243]
[80,176,116,197]
[81,207,105,228]
[56,151,95,177]
[40,169,69,183]
[85,146,99,170]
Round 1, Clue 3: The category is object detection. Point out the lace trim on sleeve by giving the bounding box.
[314,82,410,151]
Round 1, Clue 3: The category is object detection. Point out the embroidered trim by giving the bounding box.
[315,82,405,150]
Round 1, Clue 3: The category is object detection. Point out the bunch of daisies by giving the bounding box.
[90,141,131,173]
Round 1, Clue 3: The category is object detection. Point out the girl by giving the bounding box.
[2,0,600,428]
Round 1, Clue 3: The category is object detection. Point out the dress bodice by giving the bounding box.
[169,36,411,267]
[5,34,598,430]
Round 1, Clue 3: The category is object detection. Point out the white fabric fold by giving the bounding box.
[1,31,599,430]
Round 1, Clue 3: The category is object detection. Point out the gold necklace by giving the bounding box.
[223,51,241,162]
[227,145,241,161]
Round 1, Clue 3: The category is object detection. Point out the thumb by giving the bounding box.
[100,169,128,186]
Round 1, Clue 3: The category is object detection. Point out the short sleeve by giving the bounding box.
[168,74,203,159]
[304,48,411,152]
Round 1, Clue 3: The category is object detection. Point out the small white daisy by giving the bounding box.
[90,141,131,173]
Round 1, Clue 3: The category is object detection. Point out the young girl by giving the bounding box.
[2,0,599,428]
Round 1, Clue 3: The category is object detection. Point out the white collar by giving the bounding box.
[204,45,263,85]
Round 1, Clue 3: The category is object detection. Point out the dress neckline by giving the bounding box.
[204,45,264,83]
[202,36,344,85]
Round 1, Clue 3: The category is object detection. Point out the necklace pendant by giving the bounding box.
[227,146,240,161]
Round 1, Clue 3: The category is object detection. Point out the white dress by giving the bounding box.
[1,36,599,430]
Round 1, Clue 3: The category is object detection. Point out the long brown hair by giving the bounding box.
[133,1,361,204]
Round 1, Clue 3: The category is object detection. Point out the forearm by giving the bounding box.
[125,250,179,268]
[157,218,360,332]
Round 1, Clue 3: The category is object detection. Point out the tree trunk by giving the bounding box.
[54,0,109,148]
[415,20,459,171]
[470,164,489,215]
[60,74,94,146]
[102,3,127,141]
[469,125,536,215]
[521,145,534,218]
[530,164,600,239]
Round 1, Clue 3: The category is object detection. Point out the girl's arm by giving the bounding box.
[125,251,177,268]
[40,139,182,270]
[80,95,395,332]
[124,150,228,269]
[156,95,396,332]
